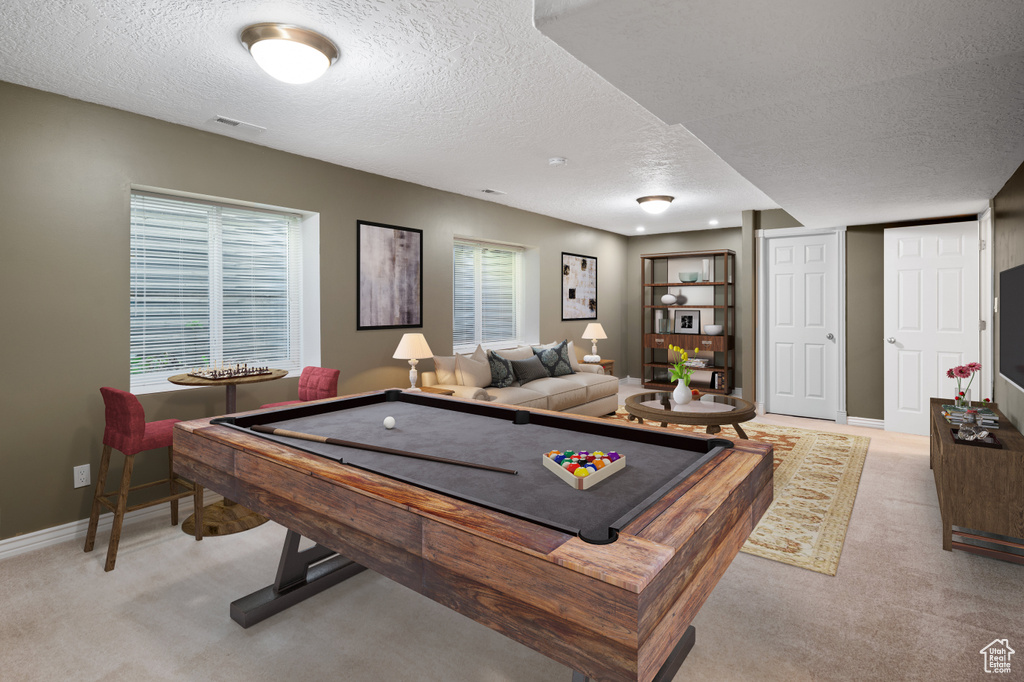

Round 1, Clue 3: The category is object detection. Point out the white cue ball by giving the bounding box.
[383,416,396,430]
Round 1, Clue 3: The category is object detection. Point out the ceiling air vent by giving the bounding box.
[481,189,506,195]
[213,115,266,134]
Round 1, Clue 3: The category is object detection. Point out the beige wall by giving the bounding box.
[845,228,885,419]
[0,82,628,539]
[993,160,1024,429]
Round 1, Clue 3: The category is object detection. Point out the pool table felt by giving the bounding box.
[245,401,719,541]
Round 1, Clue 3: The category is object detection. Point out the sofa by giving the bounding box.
[421,341,619,417]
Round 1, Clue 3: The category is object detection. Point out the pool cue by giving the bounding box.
[250,425,518,475]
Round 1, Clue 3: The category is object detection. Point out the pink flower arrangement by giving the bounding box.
[947,362,981,400]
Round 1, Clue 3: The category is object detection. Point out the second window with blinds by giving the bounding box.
[453,239,523,352]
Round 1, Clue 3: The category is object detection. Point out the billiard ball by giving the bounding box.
[383,416,396,430]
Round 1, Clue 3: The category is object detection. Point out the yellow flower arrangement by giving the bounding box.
[669,344,700,385]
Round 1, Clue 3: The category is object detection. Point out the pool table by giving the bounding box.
[173,390,773,682]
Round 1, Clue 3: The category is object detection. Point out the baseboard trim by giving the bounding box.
[622,376,642,385]
[847,417,885,430]
[0,493,223,562]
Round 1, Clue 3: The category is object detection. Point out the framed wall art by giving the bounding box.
[357,220,423,330]
[673,308,701,334]
[562,252,597,320]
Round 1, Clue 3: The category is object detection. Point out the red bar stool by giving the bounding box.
[261,366,340,408]
[84,387,203,571]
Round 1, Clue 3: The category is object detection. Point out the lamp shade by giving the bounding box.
[393,333,433,360]
[637,195,674,215]
[581,323,607,341]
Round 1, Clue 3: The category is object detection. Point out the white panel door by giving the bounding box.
[766,232,839,419]
[884,222,980,435]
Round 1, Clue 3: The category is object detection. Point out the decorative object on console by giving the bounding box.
[581,322,607,363]
[357,221,423,330]
[636,195,673,214]
[704,324,723,335]
[562,252,598,320]
[393,333,433,390]
[673,309,700,334]
[946,361,981,408]
[240,23,339,84]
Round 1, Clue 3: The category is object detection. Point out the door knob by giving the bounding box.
[886,337,895,344]
[826,333,835,341]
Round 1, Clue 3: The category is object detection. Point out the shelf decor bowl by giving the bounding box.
[704,324,723,335]
[678,272,699,282]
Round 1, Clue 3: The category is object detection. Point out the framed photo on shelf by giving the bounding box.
[673,308,700,334]
[357,220,423,330]
[561,252,597,320]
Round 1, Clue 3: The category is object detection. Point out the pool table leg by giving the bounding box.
[570,625,695,682]
[230,529,366,628]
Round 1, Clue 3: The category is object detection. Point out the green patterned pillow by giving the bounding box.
[532,340,574,377]
[488,351,515,388]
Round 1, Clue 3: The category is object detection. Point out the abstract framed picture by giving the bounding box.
[673,308,701,334]
[562,252,597,320]
[357,220,423,330]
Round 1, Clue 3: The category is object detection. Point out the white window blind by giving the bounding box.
[453,240,522,350]
[130,192,302,390]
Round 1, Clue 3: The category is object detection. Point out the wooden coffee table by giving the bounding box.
[625,391,757,439]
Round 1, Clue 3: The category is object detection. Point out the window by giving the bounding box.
[453,239,523,351]
[130,192,303,391]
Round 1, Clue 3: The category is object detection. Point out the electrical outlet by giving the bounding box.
[73,464,91,489]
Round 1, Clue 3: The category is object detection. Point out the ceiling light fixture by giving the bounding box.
[709,219,719,226]
[637,195,673,214]
[549,157,567,166]
[241,23,339,84]
[636,226,645,232]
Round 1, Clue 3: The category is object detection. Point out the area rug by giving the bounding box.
[609,409,870,576]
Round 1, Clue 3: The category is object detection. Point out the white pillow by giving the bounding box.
[456,353,491,387]
[490,345,534,361]
[432,355,458,385]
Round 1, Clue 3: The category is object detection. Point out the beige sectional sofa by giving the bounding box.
[421,341,620,417]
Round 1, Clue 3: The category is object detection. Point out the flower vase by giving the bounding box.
[673,379,692,406]
[955,389,971,409]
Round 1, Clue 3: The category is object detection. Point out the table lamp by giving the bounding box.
[393,333,433,390]
[581,323,607,363]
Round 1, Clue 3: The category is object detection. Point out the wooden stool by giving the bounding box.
[84,387,203,571]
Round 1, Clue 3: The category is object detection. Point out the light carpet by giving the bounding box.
[610,409,870,575]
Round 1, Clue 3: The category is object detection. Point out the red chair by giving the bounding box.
[84,387,203,571]
[261,366,340,408]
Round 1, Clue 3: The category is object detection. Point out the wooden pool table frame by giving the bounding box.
[173,392,773,682]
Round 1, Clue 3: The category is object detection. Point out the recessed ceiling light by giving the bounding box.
[709,219,719,226]
[637,195,673,214]
[241,23,339,84]
[548,157,568,166]
[636,226,645,232]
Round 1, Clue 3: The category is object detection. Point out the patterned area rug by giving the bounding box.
[609,409,870,576]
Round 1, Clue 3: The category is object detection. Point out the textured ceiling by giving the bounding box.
[536,0,1024,228]
[0,0,776,235]
[4,1,1020,234]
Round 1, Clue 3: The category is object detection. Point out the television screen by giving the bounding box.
[999,263,1024,391]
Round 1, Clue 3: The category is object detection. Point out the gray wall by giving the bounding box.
[993,160,1024,429]
[0,82,628,540]
[846,227,885,420]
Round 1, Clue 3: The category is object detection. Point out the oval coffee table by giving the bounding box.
[624,391,757,439]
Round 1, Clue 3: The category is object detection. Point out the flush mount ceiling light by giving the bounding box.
[241,23,339,84]
[637,195,674,214]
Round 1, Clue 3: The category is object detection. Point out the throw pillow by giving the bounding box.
[433,355,458,385]
[493,345,535,361]
[532,340,574,377]
[488,351,516,388]
[456,353,492,388]
[536,339,583,372]
[511,355,549,385]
